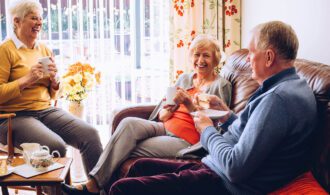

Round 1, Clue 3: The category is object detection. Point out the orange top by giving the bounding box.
[164,88,200,145]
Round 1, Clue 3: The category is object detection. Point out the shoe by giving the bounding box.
[61,183,99,195]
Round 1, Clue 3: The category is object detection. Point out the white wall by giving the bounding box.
[242,0,330,65]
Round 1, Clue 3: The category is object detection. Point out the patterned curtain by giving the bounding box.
[169,0,241,82]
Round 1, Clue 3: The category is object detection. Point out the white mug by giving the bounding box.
[20,143,50,166]
[20,143,40,165]
[165,87,176,105]
[38,56,52,74]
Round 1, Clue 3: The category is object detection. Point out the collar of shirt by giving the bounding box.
[11,33,39,49]
[261,67,298,92]
[249,67,298,102]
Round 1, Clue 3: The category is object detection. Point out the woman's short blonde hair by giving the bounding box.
[189,34,222,65]
[8,0,43,30]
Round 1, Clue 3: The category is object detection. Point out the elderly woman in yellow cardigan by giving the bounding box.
[0,0,102,175]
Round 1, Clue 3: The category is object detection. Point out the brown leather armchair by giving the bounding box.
[111,49,330,192]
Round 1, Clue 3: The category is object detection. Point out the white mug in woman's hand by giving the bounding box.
[38,57,52,74]
[165,87,177,105]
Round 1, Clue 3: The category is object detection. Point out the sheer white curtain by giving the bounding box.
[38,0,170,134]
[1,0,170,181]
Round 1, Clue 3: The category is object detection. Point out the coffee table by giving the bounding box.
[0,157,72,195]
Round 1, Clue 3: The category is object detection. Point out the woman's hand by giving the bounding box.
[48,57,60,90]
[158,100,180,122]
[173,88,196,112]
[18,63,44,90]
[163,104,179,113]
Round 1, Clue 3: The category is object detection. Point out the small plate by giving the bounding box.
[0,166,14,178]
[191,109,228,119]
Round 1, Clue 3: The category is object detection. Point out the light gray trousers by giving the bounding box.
[0,107,103,174]
[89,117,191,188]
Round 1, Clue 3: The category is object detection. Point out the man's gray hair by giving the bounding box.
[254,21,299,60]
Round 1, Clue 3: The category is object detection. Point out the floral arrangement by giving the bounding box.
[61,62,101,103]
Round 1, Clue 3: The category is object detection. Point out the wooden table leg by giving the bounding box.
[36,186,42,195]
[55,183,62,195]
[1,186,9,195]
[65,168,72,185]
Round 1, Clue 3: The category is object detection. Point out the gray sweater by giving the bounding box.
[149,72,232,121]
[148,72,232,158]
[201,68,317,194]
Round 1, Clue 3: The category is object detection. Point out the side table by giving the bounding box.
[0,157,72,195]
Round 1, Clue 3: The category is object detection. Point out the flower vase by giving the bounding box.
[68,101,87,182]
[68,101,84,118]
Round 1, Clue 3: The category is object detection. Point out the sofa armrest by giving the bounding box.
[111,104,156,134]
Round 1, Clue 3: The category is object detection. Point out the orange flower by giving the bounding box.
[191,0,195,7]
[62,61,101,103]
[174,0,185,16]
[176,40,184,48]
[69,79,76,87]
[225,39,231,48]
[95,72,101,84]
[175,70,184,81]
[82,63,95,74]
[81,78,88,87]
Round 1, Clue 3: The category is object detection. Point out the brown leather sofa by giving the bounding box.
[111,49,330,192]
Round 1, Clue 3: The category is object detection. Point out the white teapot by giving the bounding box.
[29,146,60,171]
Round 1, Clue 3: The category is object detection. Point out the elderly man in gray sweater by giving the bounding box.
[107,21,317,195]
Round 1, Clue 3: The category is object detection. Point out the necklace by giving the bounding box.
[194,79,206,89]
[193,74,216,92]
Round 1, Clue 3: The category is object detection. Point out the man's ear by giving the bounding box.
[265,49,275,67]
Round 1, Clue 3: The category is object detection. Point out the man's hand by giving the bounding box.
[208,95,230,111]
[193,112,213,134]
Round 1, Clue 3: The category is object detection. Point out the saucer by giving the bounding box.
[190,109,228,119]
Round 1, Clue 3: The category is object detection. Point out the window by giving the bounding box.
[0,0,170,134]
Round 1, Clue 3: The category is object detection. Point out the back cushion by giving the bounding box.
[294,59,330,192]
[220,49,258,113]
[269,171,328,195]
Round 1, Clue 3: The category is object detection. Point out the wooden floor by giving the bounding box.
[6,189,35,195]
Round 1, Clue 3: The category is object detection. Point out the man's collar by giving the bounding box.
[248,67,298,103]
[10,33,39,49]
[260,67,298,92]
